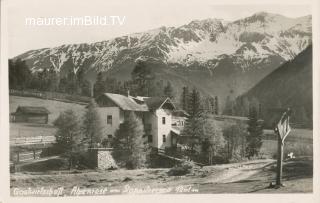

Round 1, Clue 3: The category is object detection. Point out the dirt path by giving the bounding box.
[10,158,312,195]
[203,160,274,184]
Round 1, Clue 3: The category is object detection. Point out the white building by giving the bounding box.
[95,93,188,149]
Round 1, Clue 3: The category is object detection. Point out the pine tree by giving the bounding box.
[82,100,103,148]
[8,59,32,90]
[181,114,205,153]
[58,77,68,93]
[131,61,156,96]
[246,105,263,158]
[112,112,147,169]
[250,97,261,118]
[214,96,219,115]
[188,88,202,117]
[180,86,190,112]
[180,87,203,153]
[224,95,234,115]
[93,72,105,97]
[242,97,250,117]
[66,71,78,94]
[203,97,214,114]
[154,80,165,97]
[163,81,175,99]
[81,80,92,97]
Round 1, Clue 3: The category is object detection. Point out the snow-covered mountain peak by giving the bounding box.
[14,12,312,74]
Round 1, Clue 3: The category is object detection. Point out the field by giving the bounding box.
[10,96,86,125]
[260,129,313,159]
[10,96,86,138]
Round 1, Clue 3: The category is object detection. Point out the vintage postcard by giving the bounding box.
[0,0,319,202]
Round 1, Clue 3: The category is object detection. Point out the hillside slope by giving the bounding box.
[241,45,312,127]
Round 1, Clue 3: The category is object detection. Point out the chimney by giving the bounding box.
[127,90,130,97]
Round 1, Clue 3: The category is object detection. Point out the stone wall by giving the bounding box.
[97,150,117,170]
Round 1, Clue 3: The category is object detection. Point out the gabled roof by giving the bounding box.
[172,110,189,117]
[15,106,50,114]
[144,97,175,111]
[98,93,179,112]
[101,93,149,111]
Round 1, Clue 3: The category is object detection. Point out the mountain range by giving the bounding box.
[14,12,312,104]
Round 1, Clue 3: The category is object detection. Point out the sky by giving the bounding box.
[4,0,312,57]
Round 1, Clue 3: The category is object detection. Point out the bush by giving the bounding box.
[66,151,97,170]
[40,145,65,157]
[168,159,196,176]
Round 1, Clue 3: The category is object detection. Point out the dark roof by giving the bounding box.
[144,97,175,111]
[213,115,249,121]
[15,106,50,114]
[172,110,189,117]
[213,115,263,123]
[101,93,148,111]
[98,93,178,112]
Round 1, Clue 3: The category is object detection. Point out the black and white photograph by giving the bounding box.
[0,0,319,201]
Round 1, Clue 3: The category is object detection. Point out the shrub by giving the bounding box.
[168,159,196,176]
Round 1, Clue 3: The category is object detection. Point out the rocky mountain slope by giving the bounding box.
[14,12,312,102]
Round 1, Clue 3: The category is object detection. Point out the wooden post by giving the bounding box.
[276,135,284,186]
[17,152,20,163]
[33,149,36,159]
[273,108,291,187]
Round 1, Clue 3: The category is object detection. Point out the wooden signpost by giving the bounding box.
[274,108,292,187]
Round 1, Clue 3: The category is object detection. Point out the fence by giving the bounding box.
[11,150,42,162]
[9,89,91,104]
[10,136,56,146]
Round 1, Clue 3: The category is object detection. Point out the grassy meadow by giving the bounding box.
[10,96,86,138]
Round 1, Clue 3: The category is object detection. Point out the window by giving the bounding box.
[107,115,112,125]
[148,134,153,143]
[177,121,184,126]
[162,117,166,124]
[162,135,166,143]
[108,134,113,139]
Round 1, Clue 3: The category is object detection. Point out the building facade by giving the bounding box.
[95,93,188,149]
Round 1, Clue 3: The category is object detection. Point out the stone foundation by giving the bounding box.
[96,149,117,170]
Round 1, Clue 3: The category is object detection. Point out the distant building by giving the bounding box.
[95,93,188,149]
[10,106,50,124]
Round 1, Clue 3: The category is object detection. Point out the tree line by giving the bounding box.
[93,60,175,99]
[9,59,92,96]
[179,88,264,165]
[225,94,311,129]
